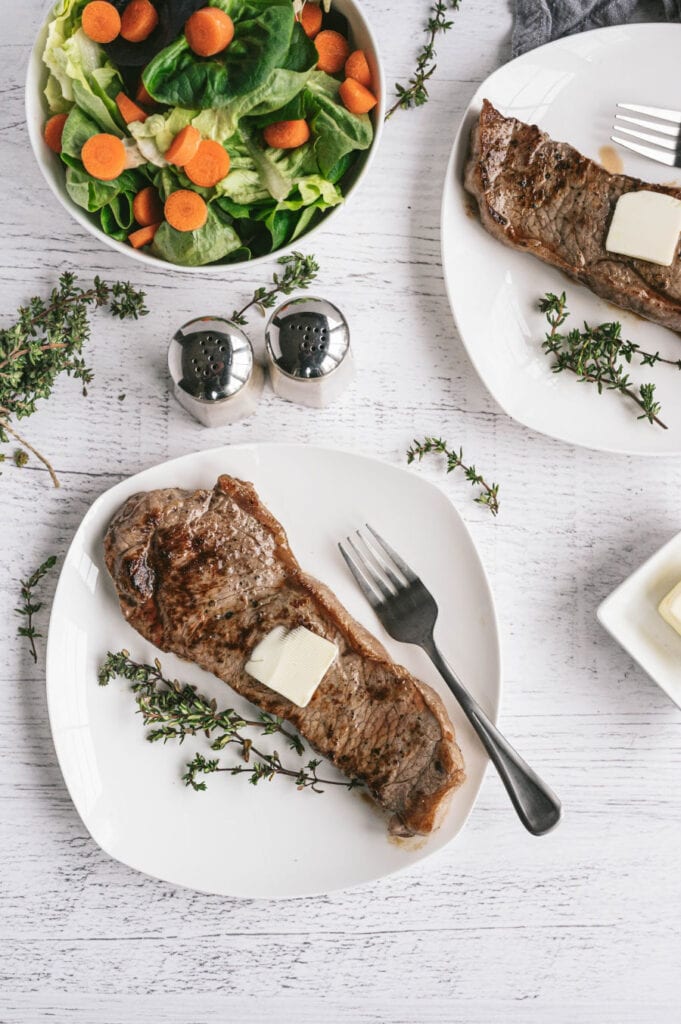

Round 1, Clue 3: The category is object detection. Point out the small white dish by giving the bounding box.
[26,0,384,272]
[46,443,501,898]
[441,24,681,455]
[597,531,681,709]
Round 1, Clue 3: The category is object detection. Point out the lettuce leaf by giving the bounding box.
[151,206,242,266]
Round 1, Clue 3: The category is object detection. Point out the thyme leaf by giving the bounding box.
[230,251,319,326]
[0,272,148,486]
[407,436,500,516]
[16,555,57,663]
[540,292,676,429]
[386,0,462,120]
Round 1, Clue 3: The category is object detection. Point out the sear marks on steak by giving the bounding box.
[465,99,681,334]
[103,474,465,836]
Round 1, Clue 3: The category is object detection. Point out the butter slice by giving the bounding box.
[245,626,337,707]
[606,190,681,267]
[659,580,681,637]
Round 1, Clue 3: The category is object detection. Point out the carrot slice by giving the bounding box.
[184,139,231,188]
[120,0,159,42]
[128,221,161,248]
[133,186,164,226]
[81,133,127,181]
[165,190,208,232]
[44,113,69,154]
[263,119,310,150]
[81,1,121,43]
[339,78,377,115]
[345,49,371,88]
[299,2,322,38]
[185,7,234,57]
[165,125,201,166]
[115,91,148,124]
[135,79,155,106]
[314,29,350,74]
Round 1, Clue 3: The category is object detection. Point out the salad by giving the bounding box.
[40,0,377,266]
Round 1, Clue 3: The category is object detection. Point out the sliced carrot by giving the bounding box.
[165,125,202,166]
[135,79,155,106]
[164,190,208,232]
[345,49,371,88]
[339,77,377,115]
[115,91,148,124]
[314,29,350,74]
[184,139,231,188]
[128,221,161,248]
[44,113,69,154]
[299,2,322,38]
[81,133,127,181]
[263,119,310,150]
[185,7,234,57]
[133,185,164,226]
[120,0,159,42]
[81,1,121,43]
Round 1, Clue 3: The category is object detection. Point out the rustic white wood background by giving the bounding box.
[3,1,681,1021]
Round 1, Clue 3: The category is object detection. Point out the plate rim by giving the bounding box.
[440,22,681,457]
[45,441,503,899]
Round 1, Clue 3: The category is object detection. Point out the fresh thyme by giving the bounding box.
[230,251,319,325]
[99,651,357,794]
[407,436,500,516]
[386,0,462,120]
[540,292,680,429]
[0,272,147,487]
[16,555,57,663]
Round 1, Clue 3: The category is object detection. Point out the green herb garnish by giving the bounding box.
[0,272,147,486]
[407,436,500,516]
[386,1,462,119]
[540,291,680,429]
[16,555,57,663]
[230,251,319,326]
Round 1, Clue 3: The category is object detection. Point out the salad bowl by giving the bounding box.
[26,0,384,272]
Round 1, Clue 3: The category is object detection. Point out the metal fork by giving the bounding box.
[339,525,562,836]
[612,103,681,167]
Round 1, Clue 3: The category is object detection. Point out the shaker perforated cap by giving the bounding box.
[168,316,263,426]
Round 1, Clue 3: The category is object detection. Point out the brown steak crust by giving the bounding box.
[465,99,681,333]
[103,474,465,835]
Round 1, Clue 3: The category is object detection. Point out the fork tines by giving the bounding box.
[612,103,681,167]
[338,525,416,608]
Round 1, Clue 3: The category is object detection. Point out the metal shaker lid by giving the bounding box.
[265,297,349,380]
[168,317,254,403]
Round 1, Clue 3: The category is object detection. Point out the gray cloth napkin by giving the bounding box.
[513,0,681,56]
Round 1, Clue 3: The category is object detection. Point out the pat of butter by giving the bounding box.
[659,580,681,637]
[245,626,337,707]
[606,190,681,267]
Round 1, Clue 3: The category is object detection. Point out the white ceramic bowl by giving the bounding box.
[26,0,384,272]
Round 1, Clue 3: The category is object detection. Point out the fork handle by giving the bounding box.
[424,640,561,836]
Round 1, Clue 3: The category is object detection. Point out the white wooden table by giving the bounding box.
[3,2,681,1021]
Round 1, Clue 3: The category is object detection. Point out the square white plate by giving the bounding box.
[597,531,681,708]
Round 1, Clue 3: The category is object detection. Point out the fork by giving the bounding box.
[612,103,681,167]
[339,525,562,836]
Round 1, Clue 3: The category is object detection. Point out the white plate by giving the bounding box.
[598,530,681,709]
[441,24,681,455]
[46,444,501,898]
[26,0,385,272]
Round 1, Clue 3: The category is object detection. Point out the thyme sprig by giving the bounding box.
[99,651,357,794]
[407,436,500,516]
[386,0,462,120]
[230,251,319,325]
[16,555,57,663]
[0,272,147,486]
[540,292,678,429]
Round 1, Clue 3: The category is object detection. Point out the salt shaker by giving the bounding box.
[168,316,263,427]
[265,296,353,408]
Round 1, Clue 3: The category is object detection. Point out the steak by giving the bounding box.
[103,474,465,835]
[465,99,681,333]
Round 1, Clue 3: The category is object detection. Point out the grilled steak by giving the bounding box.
[465,99,681,333]
[103,474,465,835]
